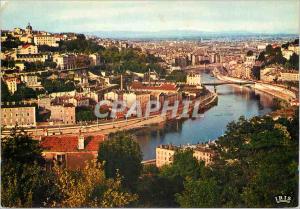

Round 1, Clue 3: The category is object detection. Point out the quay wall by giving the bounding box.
[216,74,296,102]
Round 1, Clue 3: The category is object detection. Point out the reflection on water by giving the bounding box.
[134,73,275,160]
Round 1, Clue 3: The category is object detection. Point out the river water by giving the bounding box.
[134,72,275,160]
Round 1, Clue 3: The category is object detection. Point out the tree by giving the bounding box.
[265,44,273,55]
[98,132,143,188]
[136,173,181,207]
[289,53,299,70]
[161,149,203,179]
[12,84,37,101]
[257,51,266,62]
[210,114,298,207]
[1,79,11,102]
[165,70,187,82]
[42,78,75,93]
[246,50,254,56]
[176,178,220,207]
[76,106,96,122]
[1,128,56,207]
[51,160,137,207]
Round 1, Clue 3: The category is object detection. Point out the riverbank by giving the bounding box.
[215,74,297,102]
[1,91,218,139]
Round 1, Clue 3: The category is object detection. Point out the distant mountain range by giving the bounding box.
[84,30,298,40]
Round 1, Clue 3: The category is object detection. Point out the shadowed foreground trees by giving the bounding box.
[98,132,143,189]
[1,128,138,207]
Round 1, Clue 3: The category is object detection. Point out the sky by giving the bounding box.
[1,0,299,34]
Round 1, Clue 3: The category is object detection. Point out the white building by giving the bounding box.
[5,77,18,94]
[186,72,201,86]
[282,49,294,60]
[34,35,59,47]
[156,144,215,167]
[89,54,101,66]
[244,55,256,67]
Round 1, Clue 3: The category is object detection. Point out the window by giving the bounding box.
[56,154,66,166]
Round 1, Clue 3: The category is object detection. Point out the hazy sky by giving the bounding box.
[1,0,299,33]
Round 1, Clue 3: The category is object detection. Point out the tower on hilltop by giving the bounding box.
[25,22,33,34]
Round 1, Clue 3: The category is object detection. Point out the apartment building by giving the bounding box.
[89,54,101,66]
[16,54,48,62]
[156,144,215,167]
[186,72,201,86]
[34,35,59,47]
[279,72,299,82]
[49,104,76,125]
[53,54,76,70]
[1,106,36,127]
[5,77,19,94]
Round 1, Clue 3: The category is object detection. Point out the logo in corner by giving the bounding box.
[274,195,291,204]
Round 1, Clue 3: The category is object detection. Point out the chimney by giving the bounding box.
[78,134,85,150]
[148,68,151,86]
[120,74,123,91]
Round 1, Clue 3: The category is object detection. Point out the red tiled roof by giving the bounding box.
[22,44,33,49]
[85,135,105,151]
[131,81,178,91]
[40,134,105,152]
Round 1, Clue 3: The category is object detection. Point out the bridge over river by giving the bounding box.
[202,81,255,92]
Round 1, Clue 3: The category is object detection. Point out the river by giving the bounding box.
[133,72,275,160]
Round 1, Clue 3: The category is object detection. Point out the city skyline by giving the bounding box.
[1,0,299,34]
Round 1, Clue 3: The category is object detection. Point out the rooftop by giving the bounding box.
[40,134,105,152]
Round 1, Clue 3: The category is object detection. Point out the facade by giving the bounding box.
[38,96,51,110]
[34,35,59,47]
[156,145,175,167]
[288,45,299,55]
[1,106,36,127]
[193,147,214,165]
[17,44,38,54]
[15,62,25,71]
[156,144,215,167]
[123,92,151,110]
[279,72,299,81]
[53,54,76,70]
[186,72,201,86]
[281,49,294,60]
[89,54,101,66]
[260,67,278,82]
[21,75,40,87]
[244,55,256,67]
[49,104,76,125]
[5,77,18,94]
[16,54,48,62]
[130,81,179,94]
